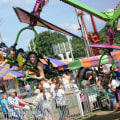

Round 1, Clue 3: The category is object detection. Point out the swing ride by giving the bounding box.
[0,0,120,88]
[0,0,81,86]
[61,0,120,100]
[61,0,120,77]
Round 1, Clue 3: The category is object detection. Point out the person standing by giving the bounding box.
[25,83,32,98]
[36,86,53,120]
[43,79,50,89]
[1,93,9,120]
[102,74,120,110]
[34,83,41,95]
[34,83,45,117]
[54,84,73,120]
[7,89,32,120]
[50,78,56,96]
[62,74,70,91]
[15,92,28,120]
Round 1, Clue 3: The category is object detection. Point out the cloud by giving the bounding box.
[61,23,79,34]
[2,37,9,42]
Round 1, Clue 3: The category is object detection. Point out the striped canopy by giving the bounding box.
[0,64,24,85]
[69,51,120,70]
[0,58,69,85]
[46,57,69,70]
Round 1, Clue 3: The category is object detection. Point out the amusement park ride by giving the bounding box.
[61,0,120,76]
[1,0,120,85]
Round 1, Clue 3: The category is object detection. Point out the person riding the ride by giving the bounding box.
[0,47,25,71]
[23,52,44,81]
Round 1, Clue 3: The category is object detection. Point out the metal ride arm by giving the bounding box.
[98,49,115,77]
[61,0,112,21]
[61,0,120,28]
[76,11,102,56]
[30,0,48,26]
[14,26,38,52]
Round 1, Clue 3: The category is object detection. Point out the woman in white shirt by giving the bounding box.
[34,83,46,116]
[36,87,53,120]
[53,84,73,120]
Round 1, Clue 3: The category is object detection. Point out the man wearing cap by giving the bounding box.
[7,89,31,119]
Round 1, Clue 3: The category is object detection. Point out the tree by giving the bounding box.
[31,30,67,59]
[71,37,86,58]
[30,30,86,59]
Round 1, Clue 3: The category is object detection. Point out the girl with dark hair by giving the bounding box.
[24,52,44,81]
[88,70,100,86]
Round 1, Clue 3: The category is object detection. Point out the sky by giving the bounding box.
[0,0,119,51]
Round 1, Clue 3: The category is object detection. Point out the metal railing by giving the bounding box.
[0,82,112,120]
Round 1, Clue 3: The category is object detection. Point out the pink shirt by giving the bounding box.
[79,91,85,102]
[17,96,25,107]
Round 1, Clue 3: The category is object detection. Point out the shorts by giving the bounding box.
[4,113,9,119]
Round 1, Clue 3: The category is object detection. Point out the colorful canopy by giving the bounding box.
[0,64,24,85]
[69,51,120,70]
[39,57,69,70]
[46,57,69,70]
[0,58,69,85]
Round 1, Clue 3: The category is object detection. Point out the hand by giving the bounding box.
[8,109,10,113]
[22,107,25,110]
[29,105,32,108]
[108,83,111,88]
[0,64,3,67]
[34,76,38,79]
[11,68,15,71]
[89,76,92,80]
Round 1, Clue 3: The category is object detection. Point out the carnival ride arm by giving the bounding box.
[61,0,120,28]
[61,0,110,21]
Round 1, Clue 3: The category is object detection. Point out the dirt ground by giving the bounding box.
[83,110,120,120]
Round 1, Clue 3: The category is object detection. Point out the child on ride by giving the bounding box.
[0,47,25,71]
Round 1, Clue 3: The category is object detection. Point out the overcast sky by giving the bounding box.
[0,0,119,50]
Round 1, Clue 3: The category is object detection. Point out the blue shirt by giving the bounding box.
[0,93,1,105]
[1,99,8,113]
